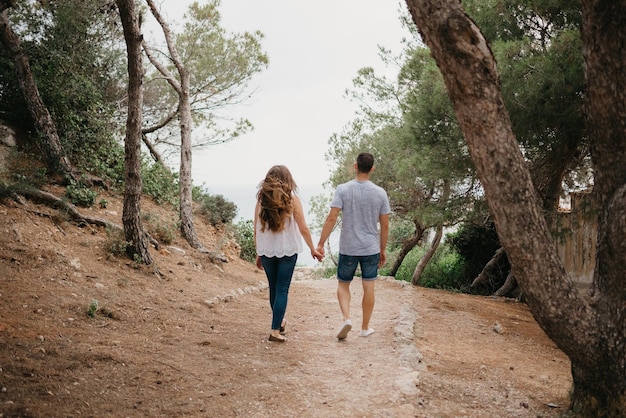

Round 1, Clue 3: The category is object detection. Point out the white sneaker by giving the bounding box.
[359,328,375,337]
[336,319,352,340]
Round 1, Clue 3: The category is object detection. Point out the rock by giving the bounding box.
[167,246,186,256]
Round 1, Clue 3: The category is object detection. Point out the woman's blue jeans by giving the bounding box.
[259,254,298,330]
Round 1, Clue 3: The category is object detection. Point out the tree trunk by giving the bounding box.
[178,71,205,250]
[576,0,626,414]
[0,9,77,181]
[389,221,424,277]
[116,0,152,265]
[144,0,205,251]
[411,225,442,285]
[493,271,517,298]
[404,0,626,414]
[471,247,505,288]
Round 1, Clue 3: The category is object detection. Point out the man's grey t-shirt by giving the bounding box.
[331,179,391,256]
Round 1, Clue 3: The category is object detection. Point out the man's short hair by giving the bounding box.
[356,152,374,173]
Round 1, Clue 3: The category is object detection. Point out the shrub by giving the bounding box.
[65,181,97,207]
[153,221,176,245]
[104,227,130,257]
[196,191,237,226]
[5,149,47,188]
[385,243,468,291]
[141,161,179,206]
[232,219,255,263]
[419,247,467,291]
[448,222,509,294]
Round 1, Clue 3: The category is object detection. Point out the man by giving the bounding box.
[317,152,390,340]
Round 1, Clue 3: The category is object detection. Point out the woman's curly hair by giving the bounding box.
[257,165,297,232]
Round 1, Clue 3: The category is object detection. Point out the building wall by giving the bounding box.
[555,192,596,284]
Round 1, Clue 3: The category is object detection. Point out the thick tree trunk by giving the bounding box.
[576,0,626,414]
[389,222,424,277]
[411,225,442,285]
[0,9,77,181]
[117,0,152,265]
[404,0,626,414]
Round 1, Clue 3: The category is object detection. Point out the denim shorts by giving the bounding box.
[337,253,380,282]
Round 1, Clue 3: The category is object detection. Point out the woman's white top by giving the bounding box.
[256,213,303,258]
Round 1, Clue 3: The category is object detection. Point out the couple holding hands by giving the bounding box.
[254,152,390,342]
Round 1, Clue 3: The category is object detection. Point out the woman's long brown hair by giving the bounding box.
[257,165,297,232]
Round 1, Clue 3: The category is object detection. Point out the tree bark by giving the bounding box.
[471,247,505,288]
[576,0,626,413]
[404,0,626,414]
[0,9,77,181]
[388,221,424,277]
[117,0,152,265]
[411,225,442,285]
[144,0,205,251]
[493,271,517,298]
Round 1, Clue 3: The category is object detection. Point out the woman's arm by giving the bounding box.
[293,196,323,261]
[254,201,263,269]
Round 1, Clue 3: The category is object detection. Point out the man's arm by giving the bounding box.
[379,213,389,267]
[316,207,341,255]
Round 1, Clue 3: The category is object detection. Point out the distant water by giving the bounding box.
[205,184,335,267]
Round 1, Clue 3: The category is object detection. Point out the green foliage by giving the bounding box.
[232,219,256,263]
[0,1,125,175]
[384,243,467,291]
[143,213,179,245]
[4,150,48,188]
[448,223,510,294]
[195,190,238,226]
[142,0,268,151]
[104,227,130,258]
[141,162,179,206]
[65,181,97,207]
[87,300,98,318]
[418,247,467,291]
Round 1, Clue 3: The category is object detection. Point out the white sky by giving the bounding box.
[145,0,410,219]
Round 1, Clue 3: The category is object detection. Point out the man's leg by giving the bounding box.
[337,280,351,321]
[359,254,380,336]
[336,254,356,340]
[361,279,375,331]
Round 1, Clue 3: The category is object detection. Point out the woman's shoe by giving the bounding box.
[269,334,287,342]
[280,319,287,335]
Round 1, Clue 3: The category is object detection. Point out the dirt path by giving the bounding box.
[198,275,571,418]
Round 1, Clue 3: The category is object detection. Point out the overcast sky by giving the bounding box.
[145,0,410,221]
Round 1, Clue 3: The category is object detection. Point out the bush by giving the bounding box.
[5,149,47,188]
[385,243,468,291]
[142,161,179,206]
[448,222,509,294]
[65,181,97,207]
[195,191,237,226]
[104,227,130,257]
[232,219,255,263]
[419,247,467,291]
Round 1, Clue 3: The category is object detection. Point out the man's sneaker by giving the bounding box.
[359,328,375,337]
[336,319,352,340]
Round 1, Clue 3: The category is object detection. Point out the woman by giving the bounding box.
[255,165,323,342]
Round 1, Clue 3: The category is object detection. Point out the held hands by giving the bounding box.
[312,244,326,263]
[256,256,263,270]
[311,248,324,262]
